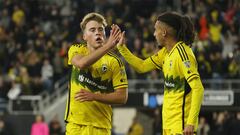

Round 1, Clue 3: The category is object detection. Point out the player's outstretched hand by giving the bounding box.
[106,24,121,48]
[117,31,125,47]
[183,125,194,135]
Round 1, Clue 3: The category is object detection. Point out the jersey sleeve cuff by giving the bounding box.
[187,119,197,125]
[114,84,128,89]
[186,74,199,82]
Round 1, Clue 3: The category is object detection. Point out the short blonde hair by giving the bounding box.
[80,12,107,32]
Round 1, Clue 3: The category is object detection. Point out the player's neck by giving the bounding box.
[165,39,177,52]
[87,44,102,53]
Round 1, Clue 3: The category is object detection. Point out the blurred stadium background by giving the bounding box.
[0,0,240,135]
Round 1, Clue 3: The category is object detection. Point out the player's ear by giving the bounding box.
[162,29,167,37]
[103,29,106,39]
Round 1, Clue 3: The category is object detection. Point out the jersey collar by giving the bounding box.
[168,41,183,56]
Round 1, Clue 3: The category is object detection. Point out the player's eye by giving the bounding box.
[99,28,103,32]
[89,28,95,32]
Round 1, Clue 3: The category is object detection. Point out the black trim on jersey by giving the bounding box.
[182,80,191,130]
[179,43,189,60]
[150,56,162,70]
[168,49,175,56]
[108,53,123,67]
[178,46,187,60]
[65,67,72,123]
[176,47,185,61]
[72,43,86,48]
[113,84,128,88]
[177,46,187,61]
[186,74,199,82]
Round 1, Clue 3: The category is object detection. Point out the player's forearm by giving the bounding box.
[72,45,111,69]
[118,45,154,73]
[187,77,204,125]
[94,88,128,105]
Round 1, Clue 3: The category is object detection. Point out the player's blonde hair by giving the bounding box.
[80,12,107,32]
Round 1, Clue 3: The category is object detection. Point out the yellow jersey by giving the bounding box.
[118,41,203,133]
[65,44,128,129]
[151,41,200,133]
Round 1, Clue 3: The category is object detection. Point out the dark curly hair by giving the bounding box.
[157,12,195,46]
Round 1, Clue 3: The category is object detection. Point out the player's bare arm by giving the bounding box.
[117,31,157,73]
[71,24,121,69]
[74,88,128,105]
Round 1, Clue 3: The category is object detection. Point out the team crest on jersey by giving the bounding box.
[183,61,191,68]
[101,64,108,73]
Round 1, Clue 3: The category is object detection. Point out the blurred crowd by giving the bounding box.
[118,109,240,135]
[0,114,64,135]
[197,111,240,135]
[0,0,240,100]
[151,109,240,135]
[131,108,240,135]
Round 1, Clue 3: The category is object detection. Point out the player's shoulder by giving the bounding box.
[153,46,167,56]
[107,52,124,67]
[174,42,194,61]
[68,43,87,53]
[157,46,166,51]
[70,43,87,48]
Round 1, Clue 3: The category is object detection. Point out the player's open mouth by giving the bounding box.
[96,37,103,43]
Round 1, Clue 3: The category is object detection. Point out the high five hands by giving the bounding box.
[106,24,125,49]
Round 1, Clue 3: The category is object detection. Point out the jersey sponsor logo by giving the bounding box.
[164,81,175,88]
[72,69,114,93]
[164,75,185,92]
[78,74,107,90]
[78,75,84,82]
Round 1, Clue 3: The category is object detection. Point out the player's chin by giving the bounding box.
[94,42,103,49]
[156,40,161,45]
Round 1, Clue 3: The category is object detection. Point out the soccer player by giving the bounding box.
[65,12,128,135]
[117,12,204,135]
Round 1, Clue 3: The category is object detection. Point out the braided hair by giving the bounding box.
[157,12,195,45]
